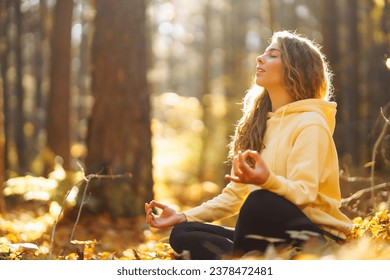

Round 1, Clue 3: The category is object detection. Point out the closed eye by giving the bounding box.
[264,48,281,58]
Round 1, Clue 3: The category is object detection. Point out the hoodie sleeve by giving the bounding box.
[260,123,333,206]
[183,180,250,222]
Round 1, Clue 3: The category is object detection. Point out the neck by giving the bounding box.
[267,87,294,112]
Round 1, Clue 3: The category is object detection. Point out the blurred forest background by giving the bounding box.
[0,0,389,260]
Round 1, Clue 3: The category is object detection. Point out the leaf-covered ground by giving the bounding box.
[1,196,390,260]
[0,199,177,260]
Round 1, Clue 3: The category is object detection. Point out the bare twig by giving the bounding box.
[381,109,390,210]
[381,107,390,126]
[341,182,390,206]
[49,188,72,258]
[67,177,90,252]
[49,177,87,259]
[50,162,132,258]
[369,108,389,212]
[339,170,371,183]
[387,190,390,211]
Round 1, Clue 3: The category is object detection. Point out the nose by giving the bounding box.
[257,54,265,64]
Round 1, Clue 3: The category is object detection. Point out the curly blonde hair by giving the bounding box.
[228,30,333,161]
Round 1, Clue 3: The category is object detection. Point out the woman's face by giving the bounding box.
[255,41,284,89]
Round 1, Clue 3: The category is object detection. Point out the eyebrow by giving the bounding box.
[265,48,281,53]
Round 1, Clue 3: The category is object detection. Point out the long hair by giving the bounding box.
[228,30,333,161]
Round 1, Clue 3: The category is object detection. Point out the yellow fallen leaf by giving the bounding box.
[353,216,363,224]
[64,253,79,260]
[371,224,384,237]
[375,210,389,220]
[363,161,374,168]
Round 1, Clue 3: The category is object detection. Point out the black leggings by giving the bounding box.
[169,190,325,259]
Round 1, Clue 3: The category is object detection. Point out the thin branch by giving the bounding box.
[369,109,390,212]
[381,107,390,126]
[50,161,132,258]
[62,172,131,257]
[49,177,86,259]
[379,108,390,210]
[67,176,90,250]
[49,187,72,259]
[387,190,390,211]
[339,171,371,183]
[341,182,390,206]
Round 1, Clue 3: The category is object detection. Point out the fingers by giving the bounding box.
[238,151,254,174]
[225,149,263,184]
[144,202,149,213]
[145,200,170,228]
[232,153,243,177]
[234,150,254,177]
[241,149,260,164]
[145,205,154,225]
[238,150,247,166]
[145,201,157,225]
[224,174,241,183]
[149,200,167,210]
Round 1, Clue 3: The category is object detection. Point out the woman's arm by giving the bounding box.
[183,179,250,222]
[226,124,332,206]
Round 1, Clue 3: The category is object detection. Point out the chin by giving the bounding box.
[255,79,264,87]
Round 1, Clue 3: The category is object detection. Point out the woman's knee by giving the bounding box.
[240,190,276,214]
[248,189,279,201]
[169,222,198,252]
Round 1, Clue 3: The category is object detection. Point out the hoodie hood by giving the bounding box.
[268,99,337,133]
[265,98,338,173]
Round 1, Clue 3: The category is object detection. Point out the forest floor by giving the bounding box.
[1,161,390,260]
[1,181,390,260]
[0,198,176,260]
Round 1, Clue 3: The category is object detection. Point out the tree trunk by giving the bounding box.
[199,2,215,182]
[85,0,153,218]
[75,0,93,144]
[46,0,73,171]
[0,0,7,212]
[320,0,346,156]
[0,72,5,213]
[223,0,250,173]
[14,0,26,173]
[337,0,360,164]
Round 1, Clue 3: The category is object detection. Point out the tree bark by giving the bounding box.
[338,0,360,164]
[223,0,250,174]
[85,0,153,218]
[0,73,5,213]
[0,0,7,212]
[14,0,26,173]
[46,0,73,171]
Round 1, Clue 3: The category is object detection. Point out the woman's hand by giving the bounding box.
[225,150,270,185]
[145,200,187,230]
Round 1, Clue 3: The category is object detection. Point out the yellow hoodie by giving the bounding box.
[184,99,352,239]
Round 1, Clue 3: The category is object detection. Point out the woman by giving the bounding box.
[145,30,352,259]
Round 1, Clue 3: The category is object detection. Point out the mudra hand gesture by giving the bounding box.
[145,200,187,229]
[225,150,270,185]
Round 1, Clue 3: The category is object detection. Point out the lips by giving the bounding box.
[256,67,265,73]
